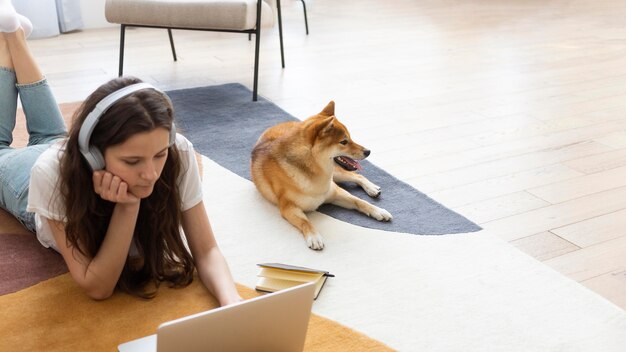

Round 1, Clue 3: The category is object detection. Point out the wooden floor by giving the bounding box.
[11,0,626,309]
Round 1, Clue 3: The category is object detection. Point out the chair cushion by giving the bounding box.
[105,0,274,30]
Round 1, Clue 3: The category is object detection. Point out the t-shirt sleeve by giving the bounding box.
[176,134,204,211]
[26,146,66,221]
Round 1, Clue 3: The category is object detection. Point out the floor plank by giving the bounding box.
[527,165,626,204]
[551,209,626,248]
[453,191,550,224]
[510,231,580,262]
[582,271,626,310]
[544,236,626,282]
[482,186,626,241]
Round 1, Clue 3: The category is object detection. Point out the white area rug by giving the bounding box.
[200,155,626,351]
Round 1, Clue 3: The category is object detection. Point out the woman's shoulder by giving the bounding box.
[174,133,194,151]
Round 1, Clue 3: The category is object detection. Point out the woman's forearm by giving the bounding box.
[181,202,241,306]
[196,247,242,306]
[80,202,139,299]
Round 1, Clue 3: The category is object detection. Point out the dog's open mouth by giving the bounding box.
[334,156,363,171]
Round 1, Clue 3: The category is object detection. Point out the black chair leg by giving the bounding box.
[118,24,126,77]
[277,0,285,68]
[167,29,178,61]
[253,0,263,101]
[300,0,309,35]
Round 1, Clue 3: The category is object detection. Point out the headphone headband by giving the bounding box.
[78,82,176,171]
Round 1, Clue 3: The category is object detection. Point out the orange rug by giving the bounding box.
[0,273,392,351]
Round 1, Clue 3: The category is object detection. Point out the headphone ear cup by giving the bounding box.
[90,147,106,171]
[170,122,177,145]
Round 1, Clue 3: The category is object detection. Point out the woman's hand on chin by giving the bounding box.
[92,171,140,205]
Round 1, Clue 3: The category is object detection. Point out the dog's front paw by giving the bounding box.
[364,183,382,198]
[371,207,392,222]
[305,233,325,250]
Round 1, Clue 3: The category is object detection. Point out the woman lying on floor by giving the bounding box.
[0,1,242,304]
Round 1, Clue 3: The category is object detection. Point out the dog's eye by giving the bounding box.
[339,139,348,145]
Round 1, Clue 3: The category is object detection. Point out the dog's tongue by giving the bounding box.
[351,158,363,170]
[335,156,363,171]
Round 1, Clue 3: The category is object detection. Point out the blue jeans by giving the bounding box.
[0,67,67,232]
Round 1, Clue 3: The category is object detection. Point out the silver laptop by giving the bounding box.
[118,282,315,352]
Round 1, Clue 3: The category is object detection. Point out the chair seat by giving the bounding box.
[105,0,274,31]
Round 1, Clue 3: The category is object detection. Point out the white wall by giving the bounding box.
[80,0,115,29]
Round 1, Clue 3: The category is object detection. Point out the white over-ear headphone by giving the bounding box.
[78,83,176,171]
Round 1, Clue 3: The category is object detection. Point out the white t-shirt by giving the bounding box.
[26,134,203,252]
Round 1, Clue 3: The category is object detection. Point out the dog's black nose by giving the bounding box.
[363,149,371,157]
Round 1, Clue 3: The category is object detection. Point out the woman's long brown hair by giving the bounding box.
[58,77,194,298]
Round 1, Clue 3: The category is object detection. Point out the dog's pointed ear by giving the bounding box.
[306,115,335,142]
[320,116,336,135]
[320,101,335,116]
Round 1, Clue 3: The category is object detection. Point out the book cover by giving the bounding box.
[255,263,333,299]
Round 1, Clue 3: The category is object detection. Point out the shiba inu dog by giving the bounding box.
[250,101,392,250]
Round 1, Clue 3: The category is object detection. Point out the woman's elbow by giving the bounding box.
[84,284,115,300]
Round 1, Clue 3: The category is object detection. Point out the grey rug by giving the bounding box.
[167,83,481,235]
